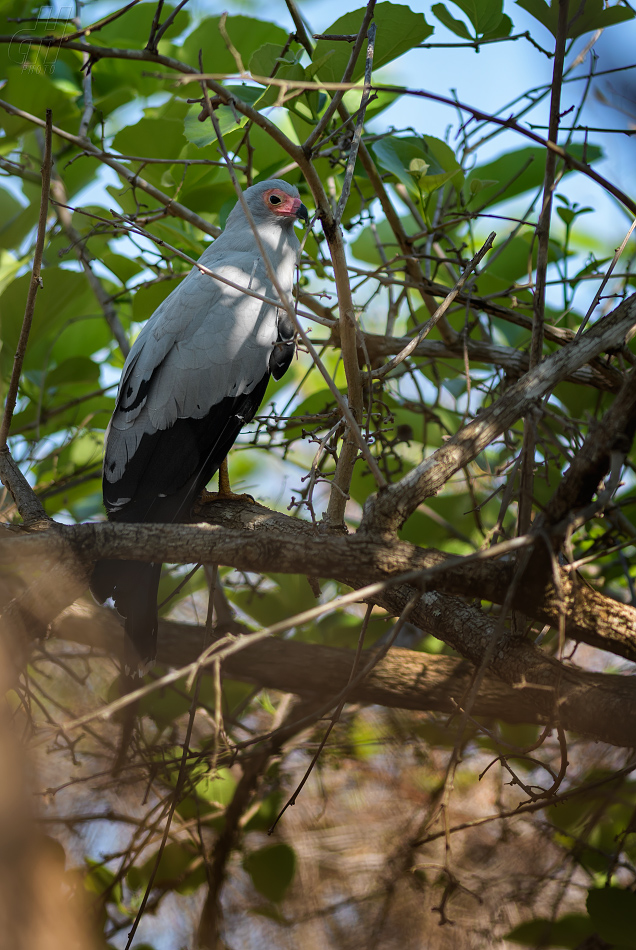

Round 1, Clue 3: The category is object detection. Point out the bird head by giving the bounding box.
[240,179,309,227]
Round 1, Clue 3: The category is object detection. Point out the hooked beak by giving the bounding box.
[291,197,309,225]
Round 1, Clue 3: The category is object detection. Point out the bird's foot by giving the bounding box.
[195,487,257,509]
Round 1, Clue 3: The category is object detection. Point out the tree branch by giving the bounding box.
[363,294,636,533]
[518,0,569,536]
[52,601,636,750]
[3,497,636,663]
[0,110,52,451]
[0,99,221,239]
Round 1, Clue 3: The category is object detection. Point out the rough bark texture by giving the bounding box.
[52,601,636,748]
[2,502,630,660]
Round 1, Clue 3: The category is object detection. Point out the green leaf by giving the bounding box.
[3,66,80,131]
[243,790,284,832]
[113,115,187,162]
[313,3,433,84]
[372,134,462,198]
[587,887,636,948]
[483,12,513,39]
[49,314,114,365]
[343,87,399,122]
[0,249,25,296]
[556,204,593,226]
[465,144,602,208]
[195,768,237,807]
[349,714,386,759]
[351,213,420,265]
[0,268,94,377]
[0,186,37,250]
[451,0,506,35]
[132,277,184,325]
[128,842,198,891]
[256,62,308,112]
[92,3,190,50]
[231,574,315,627]
[515,0,634,39]
[85,858,122,905]
[100,252,144,286]
[243,844,296,902]
[138,683,191,728]
[432,4,473,39]
[183,86,262,148]
[249,42,296,79]
[505,914,594,947]
[47,356,100,388]
[183,16,289,74]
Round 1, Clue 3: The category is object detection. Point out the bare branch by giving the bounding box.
[370,233,495,380]
[364,294,636,533]
[303,0,376,153]
[0,111,52,450]
[335,22,376,224]
[4,499,636,663]
[0,99,222,239]
[53,600,636,751]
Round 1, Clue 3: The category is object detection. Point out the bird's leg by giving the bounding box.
[196,458,257,507]
[218,456,232,496]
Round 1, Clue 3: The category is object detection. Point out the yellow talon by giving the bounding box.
[196,458,256,506]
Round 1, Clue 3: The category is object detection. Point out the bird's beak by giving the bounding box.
[292,198,309,225]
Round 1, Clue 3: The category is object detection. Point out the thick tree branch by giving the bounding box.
[0,456,47,526]
[368,586,636,750]
[3,498,636,663]
[52,601,636,749]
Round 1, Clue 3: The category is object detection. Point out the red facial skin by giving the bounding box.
[261,187,303,218]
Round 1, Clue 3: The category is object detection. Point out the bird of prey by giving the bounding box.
[91,179,308,670]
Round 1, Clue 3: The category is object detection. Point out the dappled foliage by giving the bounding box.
[1,0,636,947]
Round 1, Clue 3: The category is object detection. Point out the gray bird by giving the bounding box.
[91,179,308,669]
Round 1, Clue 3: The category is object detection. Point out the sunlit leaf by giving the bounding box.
[313,3,433,84]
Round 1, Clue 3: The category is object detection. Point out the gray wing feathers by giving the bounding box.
[104,245,295,484]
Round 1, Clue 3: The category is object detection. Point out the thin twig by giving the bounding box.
[145,0,165,52]
[0,99,222,239]
[303,0,377,153]
[269,603,374,831]
[576,216,636,337]
[371,233,495,380]
[152,0,189,50]
[197,72,386,494]
[0,110,53,450]
[335,23,376,224]
[518,0,569,537]
[285,0,313,55]
[124,673,202,949]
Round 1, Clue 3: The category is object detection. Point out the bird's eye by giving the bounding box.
[268,194,282,205]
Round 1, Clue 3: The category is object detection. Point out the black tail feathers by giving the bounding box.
[90,559,161,673]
